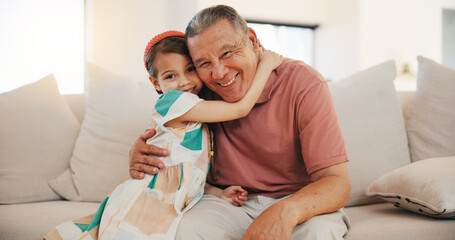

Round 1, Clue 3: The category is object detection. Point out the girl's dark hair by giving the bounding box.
[144,36,189,94]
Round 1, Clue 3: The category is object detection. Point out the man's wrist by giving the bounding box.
[278,197,305,226]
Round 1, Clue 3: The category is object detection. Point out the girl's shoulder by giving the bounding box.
[152,90,204,129]
[155,90,203,115]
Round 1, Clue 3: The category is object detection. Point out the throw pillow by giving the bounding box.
[405,56,455,162]
[49,63,158,202]
[329,60,411,206]
[365,156,455,219]
[0,75,80,203]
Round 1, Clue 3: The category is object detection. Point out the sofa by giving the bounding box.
[1,57,454,240]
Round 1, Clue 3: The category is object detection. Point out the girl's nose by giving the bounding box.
[178,77,190,86]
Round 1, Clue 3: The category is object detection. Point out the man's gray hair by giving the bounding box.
[185,5,249,39]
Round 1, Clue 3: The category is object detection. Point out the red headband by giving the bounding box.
[144,30,185,73]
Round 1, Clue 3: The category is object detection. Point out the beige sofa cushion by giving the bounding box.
[344,203,455,240]
[366,156,455,218]
[64,94,87,124]
[49,63,158,202]
[0,75,80,203]
[329,60,411,206]
[0,201,99,240]
[405,56,455,162]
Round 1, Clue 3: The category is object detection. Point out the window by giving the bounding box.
[0,0,84,94]
[247,20,316,66]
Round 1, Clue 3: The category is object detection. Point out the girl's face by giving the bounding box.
[151,52,203,94]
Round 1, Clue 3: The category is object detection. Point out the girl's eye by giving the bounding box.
[187,66,196,72]
[164,74,175,80]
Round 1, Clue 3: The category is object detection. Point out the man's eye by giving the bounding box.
[222,51,232,58]
[199,62,209,69]
[164,74,175,80]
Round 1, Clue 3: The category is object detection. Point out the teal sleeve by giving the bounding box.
[154,90,185,117]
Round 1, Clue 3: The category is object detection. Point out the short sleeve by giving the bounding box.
[297,82,348,174]
[153,90,203,127]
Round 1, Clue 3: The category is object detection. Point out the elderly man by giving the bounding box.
[129,5,351,240]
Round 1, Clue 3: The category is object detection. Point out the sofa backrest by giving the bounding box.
[64,91,415,125]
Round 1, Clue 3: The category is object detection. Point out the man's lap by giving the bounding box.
[176,195,252,239]
[176,194,349,240]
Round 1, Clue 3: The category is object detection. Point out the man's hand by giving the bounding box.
[129,129,169,179]
[242,163,350,240]
[241,201,297,240]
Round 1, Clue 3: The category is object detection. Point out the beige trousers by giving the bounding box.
[176,194,350,240]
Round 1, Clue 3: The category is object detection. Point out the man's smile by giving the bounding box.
[218,73,238,87]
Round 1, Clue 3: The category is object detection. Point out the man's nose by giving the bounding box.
[211,61,228,80]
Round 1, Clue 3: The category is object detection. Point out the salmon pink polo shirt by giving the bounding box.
[206,58,348,198]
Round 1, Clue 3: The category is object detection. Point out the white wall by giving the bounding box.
[359,0,443,76]
[314,0,361,81]
[315,0,454,81]
[196,0,327,24]
[85,0,197,83]
[85,0,455,85]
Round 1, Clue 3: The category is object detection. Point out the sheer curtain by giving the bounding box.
[0,0,84,94]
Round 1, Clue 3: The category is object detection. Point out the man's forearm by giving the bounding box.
[280,163,351,225]
[241,163,350,239]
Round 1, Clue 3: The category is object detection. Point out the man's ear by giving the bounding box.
[149,76,162,92]
[247,27,260,51]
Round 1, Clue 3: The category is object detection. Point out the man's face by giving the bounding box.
[187,19,260,102]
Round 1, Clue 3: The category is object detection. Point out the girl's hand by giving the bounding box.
[258,49,283,71]
[219,185,248,207]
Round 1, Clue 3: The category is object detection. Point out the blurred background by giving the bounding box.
[1,0,455,94]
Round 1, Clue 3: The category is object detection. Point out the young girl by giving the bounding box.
[44,30,282,240]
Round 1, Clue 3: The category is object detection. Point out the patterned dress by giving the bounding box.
[45,90,211,240]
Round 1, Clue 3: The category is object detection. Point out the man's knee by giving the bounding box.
[291,210,349,240]
[175,213,203,239]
